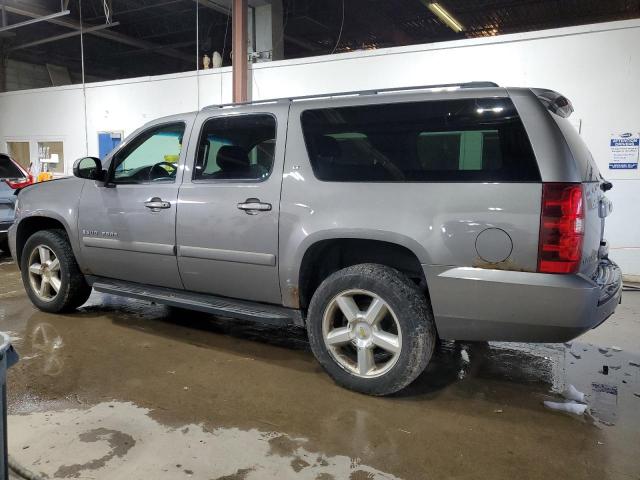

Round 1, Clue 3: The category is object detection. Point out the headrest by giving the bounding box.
[217,145,249,172]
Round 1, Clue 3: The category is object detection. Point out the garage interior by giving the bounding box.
[1,1,640,479]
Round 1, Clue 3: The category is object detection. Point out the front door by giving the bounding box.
[176,107,286,304]
[78,121,189,289]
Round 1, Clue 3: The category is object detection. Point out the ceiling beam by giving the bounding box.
[195,0,232,16]
[82,0,184,22]
[9,22,120,51]
[0,9,70,33]
[0,1,193,63]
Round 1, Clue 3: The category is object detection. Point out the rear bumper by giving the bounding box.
[425,260,622,342]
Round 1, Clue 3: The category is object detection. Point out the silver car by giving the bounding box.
[8,83,622,395]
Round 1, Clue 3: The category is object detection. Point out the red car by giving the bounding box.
[0,153,33,252]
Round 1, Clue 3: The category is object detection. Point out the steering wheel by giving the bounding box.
[148,161,177,181]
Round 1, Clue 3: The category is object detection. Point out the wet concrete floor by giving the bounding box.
[1,253,640,479]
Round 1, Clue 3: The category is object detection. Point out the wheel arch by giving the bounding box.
[293,231,430,310]
[15,214,76,269]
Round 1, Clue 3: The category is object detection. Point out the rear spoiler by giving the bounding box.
[531,88,574,118]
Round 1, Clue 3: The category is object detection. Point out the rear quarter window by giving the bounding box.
[300,98,540,182]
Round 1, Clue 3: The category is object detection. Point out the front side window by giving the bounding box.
[301,99,539,182]
[112,123,185,184]
[193,114,276,181]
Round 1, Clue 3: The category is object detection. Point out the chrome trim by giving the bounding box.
[82,237,175,255]
[178,245,276,266]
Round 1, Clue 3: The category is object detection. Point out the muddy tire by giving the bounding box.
[21,229,91,313]
[307,263,436,396]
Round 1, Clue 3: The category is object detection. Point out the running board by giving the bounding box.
[88,277,304,327]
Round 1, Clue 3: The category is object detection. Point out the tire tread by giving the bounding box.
[21,229,91,312]
[307,263,436,396]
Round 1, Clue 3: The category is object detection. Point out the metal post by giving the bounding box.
[232,0,248,103]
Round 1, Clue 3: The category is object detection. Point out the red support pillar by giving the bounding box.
[232,0,248,103]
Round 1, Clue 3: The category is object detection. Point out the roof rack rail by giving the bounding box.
[202,81,499,110]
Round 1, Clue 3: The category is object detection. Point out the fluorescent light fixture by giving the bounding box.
[425,2,464,33]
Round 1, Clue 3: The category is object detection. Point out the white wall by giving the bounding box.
[0,86,86,173]
[1,19,639,275]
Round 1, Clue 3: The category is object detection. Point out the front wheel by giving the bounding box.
[21,229,92,313]
[307,264,436,396]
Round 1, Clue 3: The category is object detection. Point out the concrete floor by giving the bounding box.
[1,252,640,480]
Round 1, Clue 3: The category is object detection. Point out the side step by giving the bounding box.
[89,277,304,327]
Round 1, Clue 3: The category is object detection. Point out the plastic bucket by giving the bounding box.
[0,332,19,480]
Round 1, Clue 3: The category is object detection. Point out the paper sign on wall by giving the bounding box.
[609,132,639,170]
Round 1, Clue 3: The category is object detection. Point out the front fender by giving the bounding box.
[13,178,85,268]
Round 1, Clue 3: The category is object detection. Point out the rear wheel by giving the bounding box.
[307,263,436,396]
[0,237,8,253]
[21,229,91,313]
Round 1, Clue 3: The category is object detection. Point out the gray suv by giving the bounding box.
[8,83,622,395]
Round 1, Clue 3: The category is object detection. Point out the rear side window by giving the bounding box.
[193,114,276,181]
[301,98,540,182]
[0,155,25,179]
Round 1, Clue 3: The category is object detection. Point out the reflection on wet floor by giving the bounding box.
[1,256,639,479]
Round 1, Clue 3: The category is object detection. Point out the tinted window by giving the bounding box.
[113,123,185,184]
[0,155,25,179]
[194,114,276,181]
[301,99,539,182]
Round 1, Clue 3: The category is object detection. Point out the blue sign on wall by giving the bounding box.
[609,133,639,170]
[98,132,123,160]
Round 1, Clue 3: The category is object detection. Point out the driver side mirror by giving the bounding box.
[73,157,106,182]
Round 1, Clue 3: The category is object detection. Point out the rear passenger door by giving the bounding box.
[176,105,287,304]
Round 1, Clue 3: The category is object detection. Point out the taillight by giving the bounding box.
[538,183,584,274]
[4,175,33,189]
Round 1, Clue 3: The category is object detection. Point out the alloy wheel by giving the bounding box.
[28,245,61,302]
[322,289,402,378]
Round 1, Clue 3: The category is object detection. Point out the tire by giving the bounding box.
[20,229,91,313]
[307,263,436,396]
[0,237,8,254]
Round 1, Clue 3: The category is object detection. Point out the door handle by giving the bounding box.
[144,197,171,211]
[237,198,272,215]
